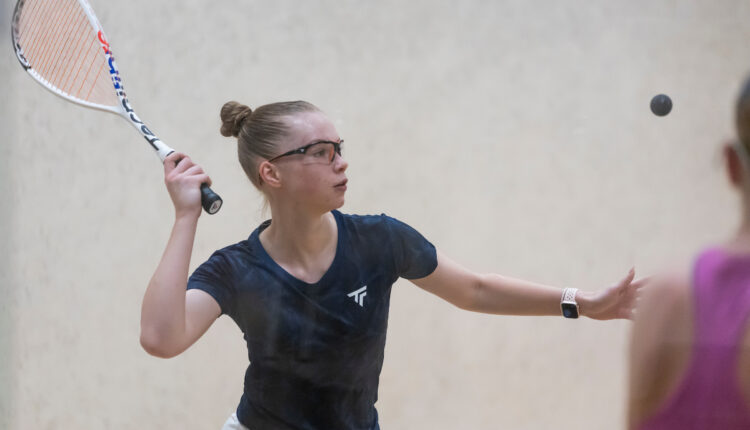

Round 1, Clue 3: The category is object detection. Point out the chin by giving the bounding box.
[311,198,345,215]
[331,197,345,210]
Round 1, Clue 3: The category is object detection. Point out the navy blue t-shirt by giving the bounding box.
[187,211,437,429]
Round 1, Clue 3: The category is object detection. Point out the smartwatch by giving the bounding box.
[561,288,579,319]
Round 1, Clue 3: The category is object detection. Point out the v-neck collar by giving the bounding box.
[251,210,345,287]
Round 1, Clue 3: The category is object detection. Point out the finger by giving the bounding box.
[616,267,636,290]
[614,294,637,320]
[632,275,654,288]
[183,164,205,177]
[164,152,185,175]
[193,174,212,188]
[171,156,195,175]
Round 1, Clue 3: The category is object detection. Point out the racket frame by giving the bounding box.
[10,0,222,214]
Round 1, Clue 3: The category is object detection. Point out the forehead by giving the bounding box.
[283,111,338,147]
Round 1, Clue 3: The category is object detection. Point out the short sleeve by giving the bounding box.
[384,215,438,279]
[187,251,237,317]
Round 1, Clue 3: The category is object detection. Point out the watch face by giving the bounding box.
[562,302,579,319]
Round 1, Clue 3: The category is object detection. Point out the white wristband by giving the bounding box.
[562,288,578,303]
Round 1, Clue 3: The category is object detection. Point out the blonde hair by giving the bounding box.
[219,100,320,189]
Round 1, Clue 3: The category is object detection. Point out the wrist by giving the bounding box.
[174,210,201,225]
[561,288,581,319]
[575,290,593,318]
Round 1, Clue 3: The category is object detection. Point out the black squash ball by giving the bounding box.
[650,94,673,117]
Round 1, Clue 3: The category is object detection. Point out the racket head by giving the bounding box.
[10,0,222,214]
[11,0,125,115]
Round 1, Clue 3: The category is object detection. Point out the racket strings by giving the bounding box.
[15,0,120,108]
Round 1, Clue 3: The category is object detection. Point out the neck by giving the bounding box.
[260,201,337,266]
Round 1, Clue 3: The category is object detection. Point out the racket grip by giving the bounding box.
[200,184,223,214]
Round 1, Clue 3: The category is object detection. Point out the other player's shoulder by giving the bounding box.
[635,264,693,334]
[643,266,691,306]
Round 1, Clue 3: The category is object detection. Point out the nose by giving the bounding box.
[333,152,348,172]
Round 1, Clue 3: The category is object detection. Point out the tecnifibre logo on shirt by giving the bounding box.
[347,286,367,307]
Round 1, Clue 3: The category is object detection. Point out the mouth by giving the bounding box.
[334,179,348,189]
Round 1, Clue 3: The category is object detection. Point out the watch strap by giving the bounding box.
[562,288,578,303]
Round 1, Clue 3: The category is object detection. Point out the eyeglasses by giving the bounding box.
[268,139,344,165]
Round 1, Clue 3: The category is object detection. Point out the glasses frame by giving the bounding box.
[267,139,344,164]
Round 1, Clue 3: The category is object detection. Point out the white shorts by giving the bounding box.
[221,412,250,430]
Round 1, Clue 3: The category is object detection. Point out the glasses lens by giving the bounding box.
[303,142,336,165]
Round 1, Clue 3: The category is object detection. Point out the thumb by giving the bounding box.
[617,267,635,289]
[625,267,635,282]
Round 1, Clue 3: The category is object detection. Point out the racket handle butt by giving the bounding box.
[200,184,223,214]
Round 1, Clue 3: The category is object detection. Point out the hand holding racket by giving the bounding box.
[11,0,222,214]
[163,152,215,218]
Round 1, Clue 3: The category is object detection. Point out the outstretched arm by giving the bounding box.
[140,153,221,358]
[410,250,644,319]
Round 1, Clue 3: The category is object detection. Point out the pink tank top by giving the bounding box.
[638,248,750,430]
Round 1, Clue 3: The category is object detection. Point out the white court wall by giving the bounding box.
[2,1,750,428]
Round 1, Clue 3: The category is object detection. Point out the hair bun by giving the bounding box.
[220,101,253,138]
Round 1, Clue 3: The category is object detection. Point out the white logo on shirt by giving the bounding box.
[347,286,367,307]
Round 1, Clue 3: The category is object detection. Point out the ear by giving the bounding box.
[724,142,744,188]
[258,161,283,188]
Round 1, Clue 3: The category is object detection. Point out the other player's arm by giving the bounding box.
[140,153,221,358]
[410,250,643,319]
